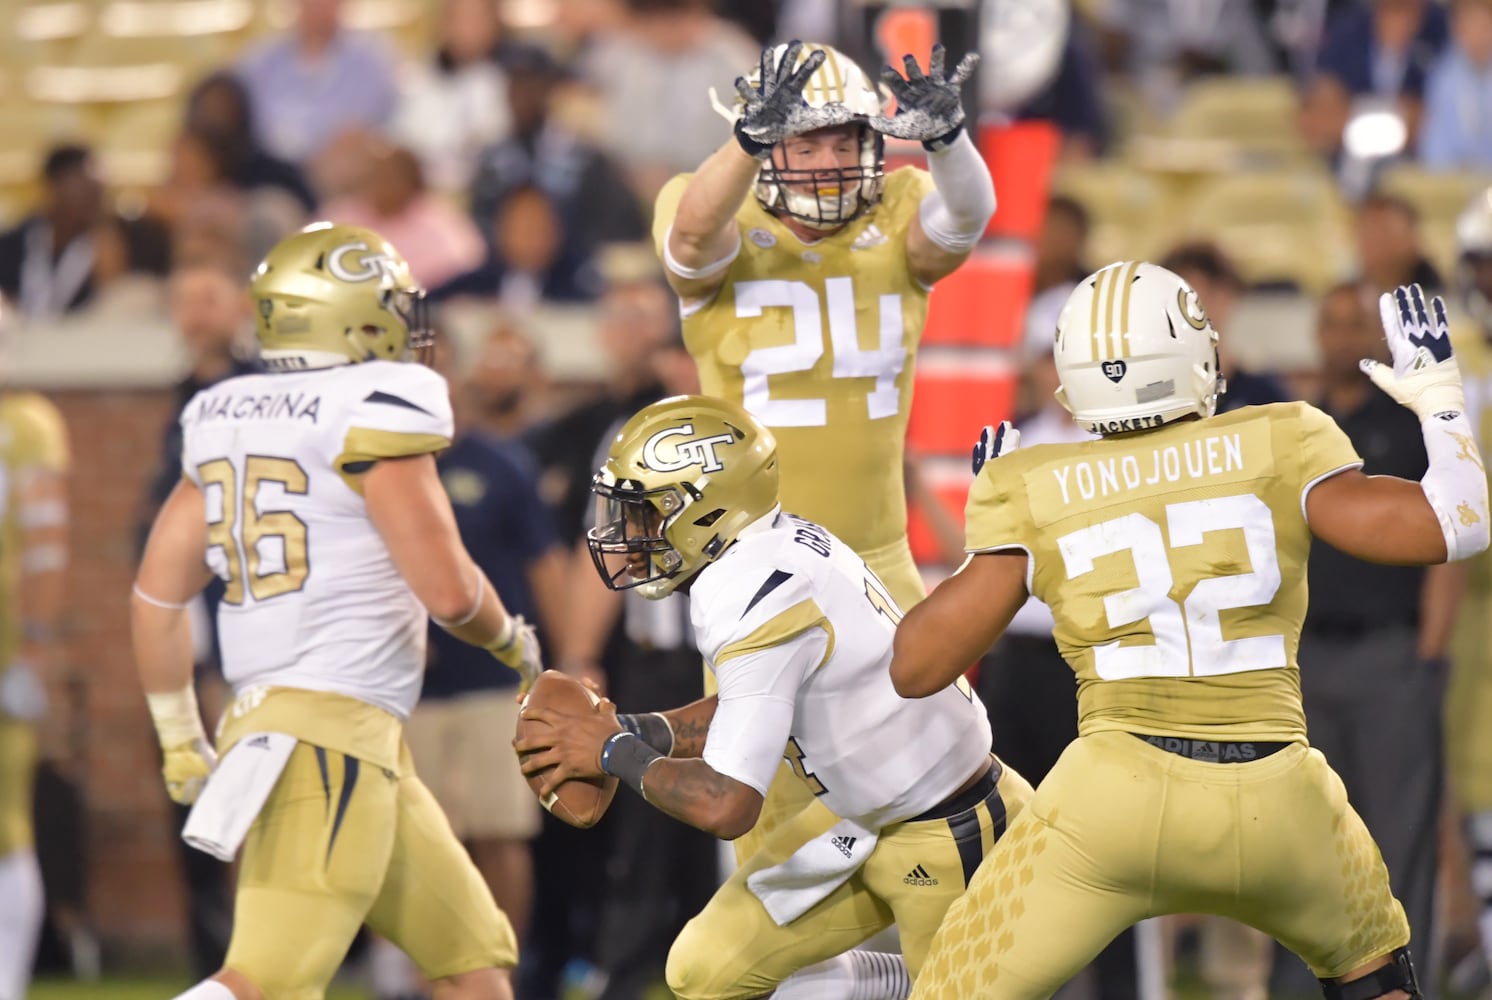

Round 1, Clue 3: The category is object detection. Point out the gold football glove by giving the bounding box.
[146,686,217,805]
[488,614,543,695]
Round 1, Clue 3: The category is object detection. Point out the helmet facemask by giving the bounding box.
[756,124,885,231]
[588,475,706,599]
[346,269,434,365]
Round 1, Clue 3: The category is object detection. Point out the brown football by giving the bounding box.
[515,670,618,829]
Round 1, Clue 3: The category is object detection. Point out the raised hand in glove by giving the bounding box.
[870,44,979,151]
[1363,283,1465,420]
[971,421,1021,475]
[488,614,543,695]
[733,40,829,160]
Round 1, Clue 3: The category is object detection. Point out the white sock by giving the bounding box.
[369,936,420,997]
[0,849,43,1000]
[774,951,912,1000]
[171,982,236,1000]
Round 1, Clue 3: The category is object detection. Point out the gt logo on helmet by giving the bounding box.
[328,241,397,283]
[642,424,736,474]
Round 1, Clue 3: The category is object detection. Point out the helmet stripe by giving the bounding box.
[1102,262,1123,359]
[1089,268,1106,360]
[1114,260,1142,358]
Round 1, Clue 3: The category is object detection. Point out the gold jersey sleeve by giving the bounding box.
[965,402,1361,742]
[653,167,936,555]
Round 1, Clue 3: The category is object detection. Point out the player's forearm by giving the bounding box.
[921,130,995,250]
[131,594,197,696]
[1418,561,1467,660]
[667,139,757,270]
[658,695,718,757]
[435,571,512,650]
[639,758,762,840]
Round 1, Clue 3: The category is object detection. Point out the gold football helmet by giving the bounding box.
[250,222,432,370]
[589,395,779,598]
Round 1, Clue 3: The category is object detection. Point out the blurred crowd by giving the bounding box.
[3,0,1492,998]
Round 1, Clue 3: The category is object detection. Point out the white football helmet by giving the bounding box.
[1053,261,1226,435]
[711,43,886,230]
[1456,187,1492,334]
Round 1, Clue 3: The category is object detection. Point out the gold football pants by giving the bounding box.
[911,732,1410,999]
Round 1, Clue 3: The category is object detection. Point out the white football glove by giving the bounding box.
[972,421,1021,475]
[0,662,47,721]
[489,614,543,696]
[1363,284,1466,420]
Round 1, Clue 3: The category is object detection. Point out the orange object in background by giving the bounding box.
[978,120,1062,242]
[922,252,1031,349]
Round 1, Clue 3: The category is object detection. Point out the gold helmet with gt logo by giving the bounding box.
[250,222,433,370]
[589,395,779,598]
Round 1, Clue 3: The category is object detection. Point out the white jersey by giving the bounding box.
[691,511,993,829]
[180,360,453,719]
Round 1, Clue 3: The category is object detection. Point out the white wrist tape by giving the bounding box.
[918,130,996,254]
[146,685,206,749]
[1419,411,1490,562]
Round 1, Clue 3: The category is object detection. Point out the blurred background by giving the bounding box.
[4,0,1492,997]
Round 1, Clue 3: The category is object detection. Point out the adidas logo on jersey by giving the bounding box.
[850,225,887,251]
[830,835,857,858]
[246,735,271,750]
[903,864,939,887]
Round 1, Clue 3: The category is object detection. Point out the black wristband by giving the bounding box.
[922,122,965,153]
[617,712,674,756]
[600,732,664,796]
[734,120,774,160]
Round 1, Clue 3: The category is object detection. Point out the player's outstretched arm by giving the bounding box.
[890,551,1028,699]
[871,45,995,286]
[663,41,829,298]
[132,478,217,805]
[1307,285,1490,566]
[365,453,542,691]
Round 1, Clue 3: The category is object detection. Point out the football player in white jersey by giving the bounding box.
[131,223,542,1000]
[514,395,1033,1000]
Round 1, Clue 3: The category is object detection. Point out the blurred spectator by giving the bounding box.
[1161,242,1288,411]
[184,73,317,213]
[0,147,107,321]
[371,331,566,999]
[389,0,512,194]
[468,44,646,256]
[322,143,487,290]
[1300,0,1449,158]
[1012,17,1110,158]
[134,253,256,981]
[464,320,548,439]
[1419,0,1492,169]
[1031,195,1092,313]
[146,128,304,267]
[1269,280,1457,995]
[559,328,714,1000]
[527,269,677,544]
[579,0,758,201]
[235,0,397,165]
[434,185,602,309]
[1354,190,1444,295]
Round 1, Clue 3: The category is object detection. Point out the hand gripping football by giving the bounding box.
[515,671,618,828]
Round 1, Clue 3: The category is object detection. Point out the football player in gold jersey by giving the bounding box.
[0,392,68,1000]
[891,263,1488,1000]
[654,38,994,867]
[1448,187,1492,984]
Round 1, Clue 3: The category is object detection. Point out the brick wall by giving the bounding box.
[45,389,190,963]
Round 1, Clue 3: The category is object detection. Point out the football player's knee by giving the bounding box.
[666,921,747,1000]
[1319,947,1422,1000]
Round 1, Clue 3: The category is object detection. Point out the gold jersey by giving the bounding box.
[653,167,936,555]
[0,393,68,667]
[965,402,1362,743]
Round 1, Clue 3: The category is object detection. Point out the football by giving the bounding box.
[515,670,619,829]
